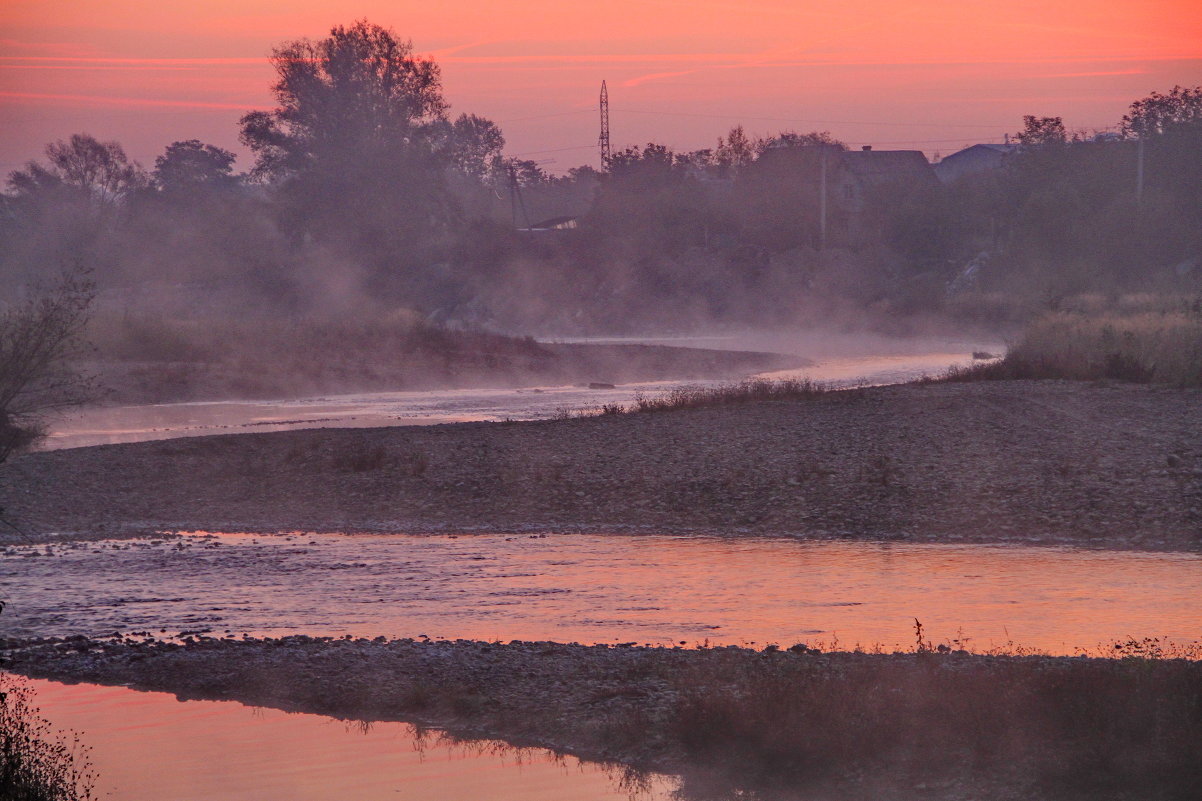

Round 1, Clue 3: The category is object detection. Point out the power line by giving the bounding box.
[496,109,592,125]
[615,106,1014,130]
[508,144,596,157]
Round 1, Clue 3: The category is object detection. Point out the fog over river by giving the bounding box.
[43,335,992,450]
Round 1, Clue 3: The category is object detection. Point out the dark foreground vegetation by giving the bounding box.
[3,634,1199,800]
[0,673,94,801]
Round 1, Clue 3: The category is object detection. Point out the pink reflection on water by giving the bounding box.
[28,679,668,801]
[7,534,1199,654]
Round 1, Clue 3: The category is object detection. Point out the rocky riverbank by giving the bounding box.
[3,634,1199,800]
[5,380,1200,549]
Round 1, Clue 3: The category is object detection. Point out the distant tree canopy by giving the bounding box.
[1015,116,1068,147]
[153,140,238,193]
[2,48,1200,332]
[444,113,506,182]
[7,134,145,206]
[239,20,448,180]
[238,20,465,277]
[1120,85,1202,138]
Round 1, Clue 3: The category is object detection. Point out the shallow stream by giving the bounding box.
[6,533,1198,652]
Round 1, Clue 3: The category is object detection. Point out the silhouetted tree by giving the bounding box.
[153,140,238,193]
[0,268,96,464]
[238,20,459,289]
[714,125,755,171]
[1015,116,1068,147]
[239,20,447,180]
[8,134,145,206]
[2,136,142,287]
[754,130,847,155]
[444,114,506,182]
[1120,85,1202,138]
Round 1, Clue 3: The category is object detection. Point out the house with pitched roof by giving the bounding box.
[933,143,1016,184]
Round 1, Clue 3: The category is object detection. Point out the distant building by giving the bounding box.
[835,146,940,212]
[747,144,940,247]
[933,143,1015,184]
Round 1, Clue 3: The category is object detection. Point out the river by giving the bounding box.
[9,532,1198,800]
[41,337,993,450]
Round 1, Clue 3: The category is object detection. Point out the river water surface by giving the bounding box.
[11,533,1199,800]
[6,533,1198,652]
[21,678,672,801]
[42,345,988,450]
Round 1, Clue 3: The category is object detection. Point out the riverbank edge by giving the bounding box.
[5,380,1201,551]
[3,635,1200,800]
[7,380,1202,553]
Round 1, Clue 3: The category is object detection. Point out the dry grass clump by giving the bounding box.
[0,674,94,801]
[631,378,833,413]
[947,309,1202,386]
[553,378,840,419]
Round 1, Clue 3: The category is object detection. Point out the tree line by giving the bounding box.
[2,20,1199,332]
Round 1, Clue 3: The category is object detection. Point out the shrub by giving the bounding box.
[0,674,95,801]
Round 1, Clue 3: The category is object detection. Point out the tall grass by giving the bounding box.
[630,378,832,412]
[947,309,1202,386]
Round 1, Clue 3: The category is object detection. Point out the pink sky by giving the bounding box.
[2,0,1200,175]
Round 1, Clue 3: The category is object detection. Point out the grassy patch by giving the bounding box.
[945,309,1202,386]
[630,378,833,412]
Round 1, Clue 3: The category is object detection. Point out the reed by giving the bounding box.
[946,309,1202,386]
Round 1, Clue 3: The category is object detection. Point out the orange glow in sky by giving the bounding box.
[2,0,1200,172]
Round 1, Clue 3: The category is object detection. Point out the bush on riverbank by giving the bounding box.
[0,674,94,801]
[946,308,1202,386]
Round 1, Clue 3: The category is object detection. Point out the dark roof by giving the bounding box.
[940,143,1016,161]
[933,143,1017,183]
[839,150,937,186]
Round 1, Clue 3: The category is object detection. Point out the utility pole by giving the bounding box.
[598,80,611,168]
[819,147,827,250]
[1135,136,1145,205]
[507,164,532,229]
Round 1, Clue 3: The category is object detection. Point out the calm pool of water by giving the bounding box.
[20,678,670,801]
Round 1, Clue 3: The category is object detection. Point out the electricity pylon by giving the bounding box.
[598,80,611,167]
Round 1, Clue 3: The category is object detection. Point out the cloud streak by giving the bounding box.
[0,91,257,111]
